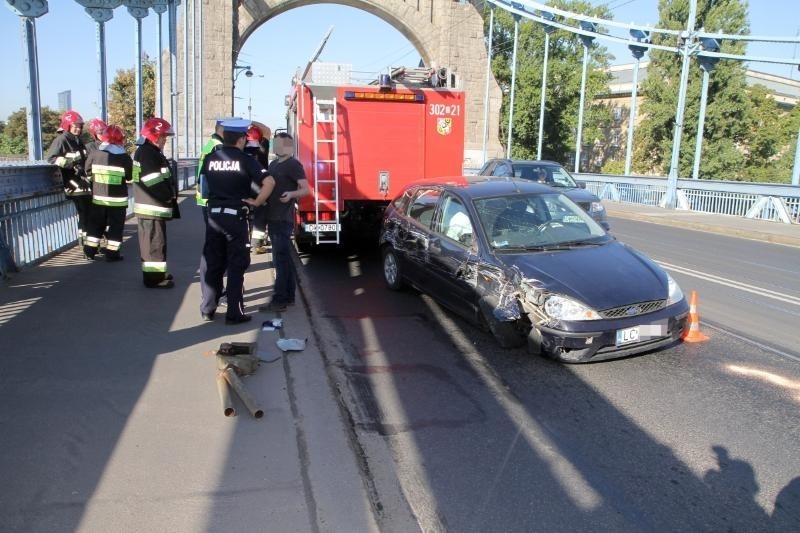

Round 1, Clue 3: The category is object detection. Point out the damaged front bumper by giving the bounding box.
[532,305,689,363]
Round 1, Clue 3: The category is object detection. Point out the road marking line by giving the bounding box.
[657,261,800,307]
[702,322,800,364]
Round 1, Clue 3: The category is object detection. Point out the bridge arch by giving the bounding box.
[194,0,503,165]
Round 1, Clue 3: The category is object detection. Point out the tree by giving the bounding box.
[633,0,751,179]
[108,55,156,149]
[486,0,613,167]
[0,106,62,157]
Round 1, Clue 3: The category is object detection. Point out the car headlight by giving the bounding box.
[543,294,602,321]
[589,201,605,214]
[667,273,684,306]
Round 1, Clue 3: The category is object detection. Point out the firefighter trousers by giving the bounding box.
[138,218,169,286]
[68,195,92,240]
[84,205,126,260]
[200,213,250,319]
[250,205,269,246]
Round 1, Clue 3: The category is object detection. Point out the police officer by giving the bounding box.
[133,117,177,289]
[83,125,132,262]
[46,110,91,245]
[199,119,275,324]
[196,116,241,222]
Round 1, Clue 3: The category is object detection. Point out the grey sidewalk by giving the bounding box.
[0,194,379,533]
[604,200,800,247]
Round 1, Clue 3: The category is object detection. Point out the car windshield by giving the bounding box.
[513,164,577,188]
[473,193,608,251]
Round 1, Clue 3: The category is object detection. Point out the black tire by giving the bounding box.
[480,302,526,348]
[295,238,314,254]
[381,246,404,291]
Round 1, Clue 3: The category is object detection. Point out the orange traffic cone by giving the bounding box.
[682,290,709,343]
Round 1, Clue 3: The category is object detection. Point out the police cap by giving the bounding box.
[220,119,251,134]
[215,116,243,126]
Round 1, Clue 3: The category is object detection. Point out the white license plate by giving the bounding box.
[304,223,340,232]
[616,326,640,345]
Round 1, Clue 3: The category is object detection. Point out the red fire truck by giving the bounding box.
[285,63,465,250]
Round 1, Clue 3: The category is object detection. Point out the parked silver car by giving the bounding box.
[478,159,609,229]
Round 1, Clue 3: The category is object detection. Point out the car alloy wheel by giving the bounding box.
[382,247,404,291]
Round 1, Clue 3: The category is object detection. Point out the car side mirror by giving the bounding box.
[576,181,587,189]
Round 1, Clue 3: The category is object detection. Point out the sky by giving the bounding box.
[1,0,799,132]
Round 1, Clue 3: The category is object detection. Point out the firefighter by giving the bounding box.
[46,110,91,245]
[85,118,107,152]
[260,132,310,313]
[133,117,177,289]
[83,125,132,262]
[199,119,275,324]
[243,123,271,254]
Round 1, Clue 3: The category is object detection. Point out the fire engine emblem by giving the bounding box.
[437,118,453,136]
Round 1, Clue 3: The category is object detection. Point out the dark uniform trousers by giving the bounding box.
[85,206,126,259]
[138,218,169,286]
[200,211,250,318]
[71,196,93,241]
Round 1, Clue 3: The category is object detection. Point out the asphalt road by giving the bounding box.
[299,221,800,532]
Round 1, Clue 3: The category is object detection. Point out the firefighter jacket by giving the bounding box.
[86,144,132,208]
[132,141,175,220]
[196,133,223,207]
[46,131,90,197]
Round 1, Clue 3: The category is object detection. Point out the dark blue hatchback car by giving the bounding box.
[379,176,688,363]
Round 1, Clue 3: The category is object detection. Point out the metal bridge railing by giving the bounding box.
[578,174,800,224]
[0,159,198,278]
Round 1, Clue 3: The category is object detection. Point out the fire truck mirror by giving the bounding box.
[379,170,390,194]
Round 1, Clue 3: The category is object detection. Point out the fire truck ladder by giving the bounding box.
[312,96,340,245]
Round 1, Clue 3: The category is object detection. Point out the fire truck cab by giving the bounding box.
[285,63,465,250]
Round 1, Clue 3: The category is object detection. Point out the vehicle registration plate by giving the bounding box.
[304,223,340,232]
[616,326,640,345]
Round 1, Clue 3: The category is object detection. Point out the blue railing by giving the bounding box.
[0,159,198,278]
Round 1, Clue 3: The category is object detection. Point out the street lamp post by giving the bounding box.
[506,13,521,158]
[537,11,556,161]
[665,0,699,208]
[481,6,494,166]
[625,29,650,176]
[575,21,596,173]
[692,37,720,180]
[232,64,252,114]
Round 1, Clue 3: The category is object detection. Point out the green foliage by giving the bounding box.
[632,0,775,180]
[0,106,62,157]
[601,158,625,175]
[487,0,613,166]
[108,55,156,150]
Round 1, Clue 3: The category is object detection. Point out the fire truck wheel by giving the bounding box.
[381,246,405,291]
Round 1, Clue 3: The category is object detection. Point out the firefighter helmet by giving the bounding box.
[60,110,84,131]
[87,118,107,139]
[246,125,263,143]
[140,117,174,144]
[100,124,125,145]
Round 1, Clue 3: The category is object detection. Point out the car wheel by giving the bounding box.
[382,246,404,291]
[295,239,314,254]
[480,302,525,349]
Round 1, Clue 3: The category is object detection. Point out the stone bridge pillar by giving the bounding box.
[188,0,502,166]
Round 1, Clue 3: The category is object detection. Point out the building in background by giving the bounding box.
[57,90,72,112]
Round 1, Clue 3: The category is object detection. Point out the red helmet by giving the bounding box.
[60,110,84,131]
[87,118,107,139]
[100,124,125,145]
[246,125,263,143]
[140,117,174,144]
